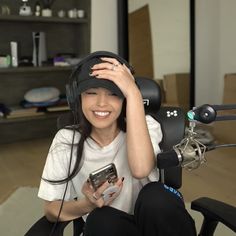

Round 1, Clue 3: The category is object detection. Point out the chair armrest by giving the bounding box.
[191,197,236,235]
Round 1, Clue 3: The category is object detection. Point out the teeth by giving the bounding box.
[94,111,110,117]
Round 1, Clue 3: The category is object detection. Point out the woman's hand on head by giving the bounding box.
[81,177,124,208]
[90,57,139,99]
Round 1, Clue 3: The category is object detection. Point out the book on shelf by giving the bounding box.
[6,107,45,119]
[46,105,70,112]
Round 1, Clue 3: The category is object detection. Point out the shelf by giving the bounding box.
[0,15,88,24]
[0,66,73,74]
[0,0,90,143]
[0,111,66,124]
[0,112,63,143]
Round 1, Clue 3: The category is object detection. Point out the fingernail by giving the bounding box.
[122,177,125,182]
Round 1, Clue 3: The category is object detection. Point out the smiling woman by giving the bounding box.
[35,51,197,236]
[81,87,123,142]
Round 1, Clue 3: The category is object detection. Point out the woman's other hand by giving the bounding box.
[81,177,124,208]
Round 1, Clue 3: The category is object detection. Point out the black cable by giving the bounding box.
[49,120,77,236]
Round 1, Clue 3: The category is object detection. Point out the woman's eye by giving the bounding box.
[109,93,117,97]
[85,91,97,95]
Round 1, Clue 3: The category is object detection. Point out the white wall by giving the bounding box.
[90,0,190,79]
[129,0,190,79]
[195,0,236,105]
[90,0,118,53]
[90,1,236,106]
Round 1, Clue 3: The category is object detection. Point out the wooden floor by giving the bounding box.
[0,137,236,207]
[0,138,51,204]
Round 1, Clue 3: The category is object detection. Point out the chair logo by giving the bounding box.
[166,110,178,117]
[143,99,150,106]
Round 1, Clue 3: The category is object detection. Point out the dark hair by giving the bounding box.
[44,95,126,184]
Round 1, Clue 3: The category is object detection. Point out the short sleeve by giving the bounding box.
[146,115,163,156]
[144,115,163,182]
[38,129,78,201]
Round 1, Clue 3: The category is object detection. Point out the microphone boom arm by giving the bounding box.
[187,104,236,124]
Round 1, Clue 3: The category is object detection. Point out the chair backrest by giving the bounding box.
[57,76,185,189]
[155,106,185,188]
[135,77,185,188]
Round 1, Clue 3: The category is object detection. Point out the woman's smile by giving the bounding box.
[81,87,123,131]
[93,111,111,118]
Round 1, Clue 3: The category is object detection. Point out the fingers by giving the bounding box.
[99,57,133,74]
[100,57,121,66]
[82,177,125,208]
[91,57,129,72]
[91,62,122,73]
[82,181,106,208]
[102,177,124,205]
[87,180,110,201]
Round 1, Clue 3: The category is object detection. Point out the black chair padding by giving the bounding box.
[135,76,161,115]
[154,106,185,189]
[191,197,236,235]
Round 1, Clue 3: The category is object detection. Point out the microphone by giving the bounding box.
[158,103,236,171]
[157,121,207,171]
[157,103,236,171]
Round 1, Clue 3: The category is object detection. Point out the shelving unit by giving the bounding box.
[0,0,91,143]
[0,15,88,24]
[0,66,72,73]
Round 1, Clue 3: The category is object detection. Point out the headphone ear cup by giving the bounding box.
[66,81,78,112]
[66,84,74,111]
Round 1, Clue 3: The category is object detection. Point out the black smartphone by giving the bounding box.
[89,163,118,190]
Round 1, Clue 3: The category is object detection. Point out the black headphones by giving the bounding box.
[66,51,133,112]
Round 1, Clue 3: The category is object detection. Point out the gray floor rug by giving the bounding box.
[0,187,234,236]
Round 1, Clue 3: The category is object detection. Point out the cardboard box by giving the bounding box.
[163,73,190,104]
[163,73,190,112]
[223,74,236,104]
[213,120,236,143]
[212,74,236,143]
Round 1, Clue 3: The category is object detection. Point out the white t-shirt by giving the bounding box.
[38,115,162,217]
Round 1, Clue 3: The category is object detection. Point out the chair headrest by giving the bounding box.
[135,77,162,115]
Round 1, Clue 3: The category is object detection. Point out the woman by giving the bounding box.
[38,51,196,236]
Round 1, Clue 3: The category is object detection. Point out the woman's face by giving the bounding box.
[81,87,123,132]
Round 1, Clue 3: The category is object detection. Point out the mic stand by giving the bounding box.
[174,121,206,170]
